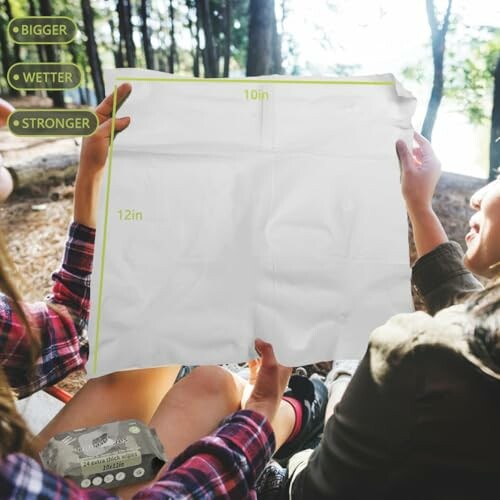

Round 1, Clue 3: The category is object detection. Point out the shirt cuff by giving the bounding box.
[412,241,468,296]
[64,222,96,276]
[212,409,276,470]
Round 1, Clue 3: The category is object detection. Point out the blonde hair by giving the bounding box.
[0,231,39,459]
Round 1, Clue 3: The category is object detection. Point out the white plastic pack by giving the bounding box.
[88,68,416,376]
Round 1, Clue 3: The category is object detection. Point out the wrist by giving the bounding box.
[406,203,435,218]
[74,172,103,228]
[75,169,104,188]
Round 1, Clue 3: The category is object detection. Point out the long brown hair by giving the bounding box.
[0,231,39,459]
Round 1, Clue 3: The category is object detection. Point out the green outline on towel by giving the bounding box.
[115,77,393,85]
[93,85,118,374]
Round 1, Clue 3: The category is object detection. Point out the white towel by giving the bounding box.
[88,69,416,377]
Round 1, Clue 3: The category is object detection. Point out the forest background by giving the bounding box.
[0,0,498,179]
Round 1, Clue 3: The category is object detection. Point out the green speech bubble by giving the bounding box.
[8,16,77,44]
[7,62,82,91]
[8,109,98,137]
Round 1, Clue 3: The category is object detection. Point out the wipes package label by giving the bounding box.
[89,68,416,376]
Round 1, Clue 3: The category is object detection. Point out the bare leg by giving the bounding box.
[36,366,180,452]
[116,367,296,499]
[116,366,246,498]
[271,400,296,450]
[149,366,246,460]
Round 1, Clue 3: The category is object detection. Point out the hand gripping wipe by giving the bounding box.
[40,419,166,490]
[89,69,417,376]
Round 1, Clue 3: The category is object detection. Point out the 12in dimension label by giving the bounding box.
[118,209,143,221]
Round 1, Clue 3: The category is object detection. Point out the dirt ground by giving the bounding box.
[0,170,488,395]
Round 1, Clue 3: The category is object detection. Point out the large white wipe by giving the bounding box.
[88,68,416,377]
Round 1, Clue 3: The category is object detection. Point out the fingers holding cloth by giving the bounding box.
[396,131,442,214]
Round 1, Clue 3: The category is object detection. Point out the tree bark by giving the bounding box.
[246,0,280,76]
[68,43,86,105]
[194,6,201,77]
[81,0,105,103]
[27,0,46,63]
[109,19,125,68]
[490,55,500,181]
[39,0,66,107]
[168,0,178,73]
[0,13,11,80]
[271,6,281,74]
[118,0,136,67]
[197,0,218,77]
[186,0,201,76]
[223,0,232,77]
[7,153,79,192]
[4,0,20,63]
[421,0,452,141]
[140,0,155,69]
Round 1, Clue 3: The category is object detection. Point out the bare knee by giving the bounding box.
[182,366,245,404]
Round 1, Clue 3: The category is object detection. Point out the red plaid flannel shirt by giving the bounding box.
[0,222,92,398]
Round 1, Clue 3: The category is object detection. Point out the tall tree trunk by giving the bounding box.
[68,43,87,105]
[118,0,136,67]
[109,19,125,67]
[0,14,11,78]
[81,0,105,103]
[271,6,281,74]
[140,0,154,69]
[168,0,177,73]
[246,0,280,76]
[194,3,201,76]
[223,0,232,77]
[186,0,200,76]
[39,0,66,107]
[197,0,218,77]
[490,55,500,181]
[28,0,46,63]
[421,0,452,141]
[4,0,20,63]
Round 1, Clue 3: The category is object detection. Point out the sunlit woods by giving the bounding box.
[0,0,497,178]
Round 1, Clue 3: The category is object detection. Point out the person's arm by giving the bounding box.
[2,413,272,500]
[75,83,131,229]
[0,453,117,499]
[396,132,482,314]
[411,242,482,315]
[0,223,95,398]
[134,410,275,499]
[396,132,448,258]
[0,85,132,398]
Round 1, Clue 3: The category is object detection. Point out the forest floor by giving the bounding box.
[0,166,487,395]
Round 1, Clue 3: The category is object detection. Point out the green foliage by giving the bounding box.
[445,26,500,124]
[402,63,426,85]
[403,14,499,126]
